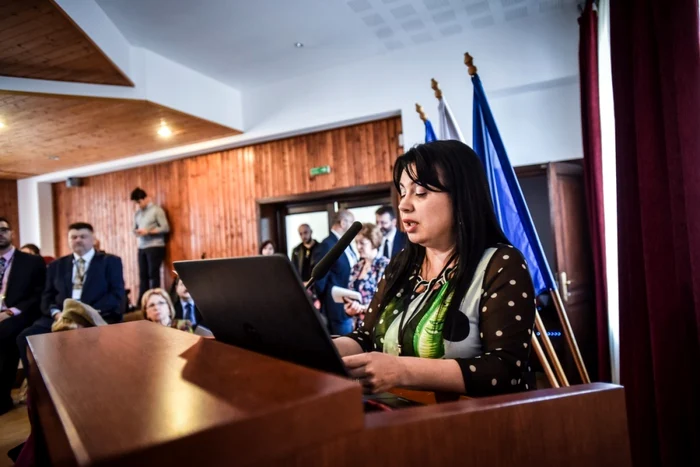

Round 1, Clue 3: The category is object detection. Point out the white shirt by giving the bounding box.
[72,248,96,300]
[381,228,398,259]
[331,229,358,268]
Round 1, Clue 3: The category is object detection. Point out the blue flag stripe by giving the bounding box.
[471,74,556,294]
[425,119,437,143]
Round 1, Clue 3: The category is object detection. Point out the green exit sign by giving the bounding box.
[310,165,332,177]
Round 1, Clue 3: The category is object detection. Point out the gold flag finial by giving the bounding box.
[415,103,427,122]
[430,78,442,100]
[464,52,478,76]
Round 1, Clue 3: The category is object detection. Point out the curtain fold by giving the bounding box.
[610,0,700,465]
[578,0,611,382]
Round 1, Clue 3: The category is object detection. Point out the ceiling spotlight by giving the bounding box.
[294,42,304,48]
[157,121,172,138]
[0,121,5,129]
[48,155,60,161]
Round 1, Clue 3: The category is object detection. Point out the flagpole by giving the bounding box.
[431,78,442,99]
[535,311,569,386]
[552,289,591,383]
[466,52,590,385]
[415,103,428,121]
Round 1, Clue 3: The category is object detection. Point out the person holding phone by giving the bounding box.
[344,223,389,330]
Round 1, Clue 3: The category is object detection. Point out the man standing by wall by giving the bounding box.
[131,188,170,302]
[291,224,318,282]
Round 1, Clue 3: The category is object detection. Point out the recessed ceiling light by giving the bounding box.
[48,155,60,161]
[0,121,5,129]
[294,42,304,48]
[157,121,172,138]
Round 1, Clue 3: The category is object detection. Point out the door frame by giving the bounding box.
[256,182,394,255]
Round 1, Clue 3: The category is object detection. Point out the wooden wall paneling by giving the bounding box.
[52,117,402,303]
[0,179,19,244]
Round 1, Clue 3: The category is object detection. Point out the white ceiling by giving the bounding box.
[96,0,579,90]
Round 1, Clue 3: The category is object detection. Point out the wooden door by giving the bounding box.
[547,162,596,383]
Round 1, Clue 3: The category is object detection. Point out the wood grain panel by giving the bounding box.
[52,117,402,303]
[0,0,132,85]
[0,91,241,177]
[0,179,20,245]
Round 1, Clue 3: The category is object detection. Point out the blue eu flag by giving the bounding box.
[471,74,555,295]
[424,119,437,143]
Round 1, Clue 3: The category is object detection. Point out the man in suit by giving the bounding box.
[0,217,46,414]
[16,222,125,370]
[172,276,203,327]
[312,210,357,335]
[290,224,318,282]
[375,205,407,260]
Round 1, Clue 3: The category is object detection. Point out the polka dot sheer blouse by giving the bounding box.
[347,245,537,397]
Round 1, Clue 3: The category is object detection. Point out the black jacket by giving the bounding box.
[3,250,46,321]
[42,252,125,324]
[173,299,203,327]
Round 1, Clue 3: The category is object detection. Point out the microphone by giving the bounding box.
[306,221,362,291]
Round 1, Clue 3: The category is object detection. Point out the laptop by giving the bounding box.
[173,254,419,411]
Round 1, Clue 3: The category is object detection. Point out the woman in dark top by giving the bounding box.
[345,223,390,329]
[334,140,536,397]
[260,240,276,256]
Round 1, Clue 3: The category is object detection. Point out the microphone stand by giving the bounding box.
[304,277,316,292]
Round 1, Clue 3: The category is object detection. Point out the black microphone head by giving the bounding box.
[310,221,363,281]
[347,221,363,236]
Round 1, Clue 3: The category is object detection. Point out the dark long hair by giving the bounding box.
[382,140,510,339]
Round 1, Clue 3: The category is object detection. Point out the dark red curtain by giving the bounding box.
[578,0,611,383]
[610,0,700,466]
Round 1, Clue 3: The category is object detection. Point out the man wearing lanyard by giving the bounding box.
[0,217,46,415]
[16,222,125,372]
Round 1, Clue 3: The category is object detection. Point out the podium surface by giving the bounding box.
[28,321,631,467]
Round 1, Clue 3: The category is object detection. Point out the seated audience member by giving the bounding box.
[334,141,536,397]
[375,205,407,260]
[291,224,318,281]
[16,222,125,370]
[0,218,46,415]
[260,240,276,256]
[172,277,203,327]
[19,244,41,256]
[142,288,193,333]
[344,223,390,329]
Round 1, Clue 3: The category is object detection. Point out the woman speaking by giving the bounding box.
[334,140,536,397]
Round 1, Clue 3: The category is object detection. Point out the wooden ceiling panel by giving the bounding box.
[0,0,133,86]
[0,92,242,177]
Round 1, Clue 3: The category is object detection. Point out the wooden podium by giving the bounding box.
[27,321,631,467]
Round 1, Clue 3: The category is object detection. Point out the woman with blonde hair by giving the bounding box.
[141,288,193,332]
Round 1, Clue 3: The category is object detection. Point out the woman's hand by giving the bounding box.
[342,352,407,394]
[344,299,365,316]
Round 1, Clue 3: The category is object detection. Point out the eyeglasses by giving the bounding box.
[146,300,168,309]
